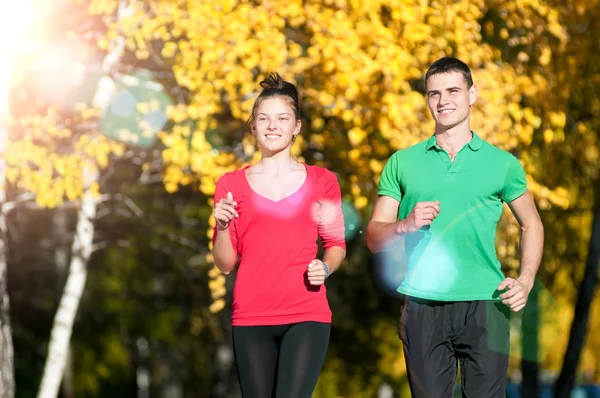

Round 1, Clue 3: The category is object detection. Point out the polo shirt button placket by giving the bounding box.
[446,154,455,176]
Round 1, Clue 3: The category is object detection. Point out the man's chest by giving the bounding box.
[401,155,505,204]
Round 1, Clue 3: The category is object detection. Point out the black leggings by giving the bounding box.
[232,321,330,398]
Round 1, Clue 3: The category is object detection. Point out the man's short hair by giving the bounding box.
[425,57,474,89]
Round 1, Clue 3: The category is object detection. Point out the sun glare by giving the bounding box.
[0,0,40,115]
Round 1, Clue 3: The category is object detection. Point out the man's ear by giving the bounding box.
[469,85,478,106]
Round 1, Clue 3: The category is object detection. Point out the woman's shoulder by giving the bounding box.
[305,164,338,182]
[216,167,248,186]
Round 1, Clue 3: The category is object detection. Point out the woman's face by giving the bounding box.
[252,96,301,154]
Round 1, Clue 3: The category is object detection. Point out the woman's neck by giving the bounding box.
[255,149,301,175]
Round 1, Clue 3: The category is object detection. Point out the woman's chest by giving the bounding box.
[233,189,320,240]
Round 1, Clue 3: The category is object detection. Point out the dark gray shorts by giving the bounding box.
[398,296,510,398]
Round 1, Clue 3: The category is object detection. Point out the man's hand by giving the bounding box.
[307,259,327,285]
[399,201,441,233]
[498,276,533,312]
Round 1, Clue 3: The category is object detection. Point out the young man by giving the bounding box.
[365,57,544,397]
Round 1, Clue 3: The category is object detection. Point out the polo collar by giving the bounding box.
[425,131,483,152]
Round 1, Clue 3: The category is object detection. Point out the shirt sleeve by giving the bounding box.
[318,170,346,250]
[378,152,403,202]
[501,155,528,203]
[211,173,239,256]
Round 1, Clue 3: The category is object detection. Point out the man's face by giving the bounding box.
[425,71,477,130]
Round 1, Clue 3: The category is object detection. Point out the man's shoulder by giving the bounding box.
[478,140,520,162]
[388,139,430,161]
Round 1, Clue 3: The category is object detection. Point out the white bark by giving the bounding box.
[53,209,74,398]
[0,78,14,398]
[36,2,131,397]
[0,194,15,398]
[36,172,97,398]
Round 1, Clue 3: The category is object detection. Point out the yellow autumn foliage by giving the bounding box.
[6,107,124,208]
[89,0,600,389]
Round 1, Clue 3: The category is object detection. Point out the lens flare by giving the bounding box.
[100,70,172,148]
[341,201,361,240]
[372,235,406,298]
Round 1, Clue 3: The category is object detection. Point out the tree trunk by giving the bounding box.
[36,170,98,398]
[53,209,75,398]
[35,2,130,396]
[521,280,540,398]
[554,194,600,398]
[0,85,15,398]
[0,232,14,398]
[136,337,150,398]
[211,343,235,398]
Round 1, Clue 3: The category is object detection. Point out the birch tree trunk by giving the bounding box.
[53,209,75,398]
[36,169,98,398]
[0,199,14,398]
[0,65,15,398]
[36,2,130,397]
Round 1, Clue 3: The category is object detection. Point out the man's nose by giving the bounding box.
[438,91,450,105]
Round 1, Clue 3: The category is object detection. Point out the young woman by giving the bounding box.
[211,73,346,398]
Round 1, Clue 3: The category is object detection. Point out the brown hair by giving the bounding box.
[425,57,474,89]
[247,73,301,126]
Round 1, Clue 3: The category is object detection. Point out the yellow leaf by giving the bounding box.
[348,127,366,147]
[209,299,225,313]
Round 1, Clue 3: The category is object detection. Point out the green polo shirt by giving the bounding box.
[378,132,527,301]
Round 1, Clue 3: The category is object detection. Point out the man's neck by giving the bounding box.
[434,127,473,154]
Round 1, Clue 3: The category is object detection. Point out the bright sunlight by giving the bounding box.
[0,0,40,115]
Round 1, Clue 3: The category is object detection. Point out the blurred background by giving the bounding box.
[0,0,598,397]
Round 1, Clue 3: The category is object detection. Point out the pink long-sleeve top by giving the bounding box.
[213,164,346,326]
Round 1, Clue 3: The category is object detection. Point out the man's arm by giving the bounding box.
[365,196,402,253]
[498,190,544,311]
[510,190,545,287]
[365,196,440,253]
